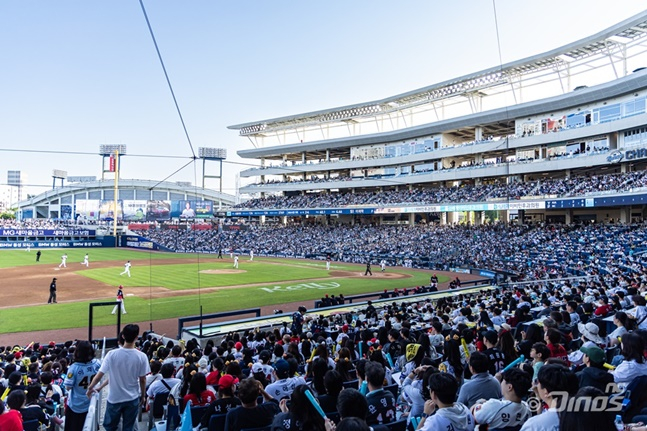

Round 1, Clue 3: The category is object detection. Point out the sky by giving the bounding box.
[0,1,645,198]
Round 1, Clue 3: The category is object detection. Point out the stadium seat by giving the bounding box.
[148,392,170,430]
[342,379,359,389]
[23,419,39,431]
[190,405,209,428]
[384,418,407,431]
[384,383,399,399]
[208,414,227,431]
[326,411,340,424]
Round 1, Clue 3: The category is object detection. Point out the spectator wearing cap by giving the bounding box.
[569,322,605,366]
[250,363,269,387]
[224,377,278,431]
[576,346,614,394]
[264,359,306,400]
[232,342,243,360]
[199,374,241,429]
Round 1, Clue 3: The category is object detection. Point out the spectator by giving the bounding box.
[0,391,25,431]
[472,367,532,429]
[183,372,215,407]
[199,374,241,428]
[335,388,388,431]
[457,352,502,408]
[417,373,474,431]
[265,359,307,400]
[271,385,330,431]
[224,378,278,431]
[520,364,576,431]
[611,332,647,385]
[86,324,150,431]
[364,361,396,425]
[64,340,102,431]
[576,346,614,394]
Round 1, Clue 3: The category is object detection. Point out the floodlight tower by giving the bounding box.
[99,144,126,240]
[199,147,227,209]
[52,169,67,189]
[99,144,127,180]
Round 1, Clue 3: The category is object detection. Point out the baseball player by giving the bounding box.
[120,260,131,277]
[59,253,68,268]
[380,259,386,272]
[326,255,331,271]
[364,261,372,276]
[111,285,127,314]
[26,242,30,252]
[233,255,239,269]
[81,253,89,267]
[249,250,254,261]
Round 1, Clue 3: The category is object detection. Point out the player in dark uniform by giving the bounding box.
[36,250,42,262]
[365,261,373,276]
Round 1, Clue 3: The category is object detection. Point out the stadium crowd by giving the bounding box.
[234,170,647,210]
[2,268,647,431]
[134,222,647,282]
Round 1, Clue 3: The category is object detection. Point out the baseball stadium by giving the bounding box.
[2,6,647,431]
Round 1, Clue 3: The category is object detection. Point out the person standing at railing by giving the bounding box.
[64,341,102,431]
[86,324,150,431]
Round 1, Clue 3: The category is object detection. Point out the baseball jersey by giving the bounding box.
[473,399,530,429]
[64,359,101,413]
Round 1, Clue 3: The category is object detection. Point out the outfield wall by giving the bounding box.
[0,237,116,249]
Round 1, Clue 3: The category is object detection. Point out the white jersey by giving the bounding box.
[473,399,530,429]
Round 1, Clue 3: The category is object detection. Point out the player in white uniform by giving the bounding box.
[26,242,30,252]
[59,253,67,268]
[249,250,254,261]
[380,260,386,272]
[326,255,331,271]
[233,255,239,269]
[120,260,131,277]
[81,253,89,267]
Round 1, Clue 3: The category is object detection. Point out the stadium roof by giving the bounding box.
[16,179,236,207]
[229,10,647,147]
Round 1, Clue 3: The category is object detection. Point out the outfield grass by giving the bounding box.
[0,247,220,268]
[0,248,446,333]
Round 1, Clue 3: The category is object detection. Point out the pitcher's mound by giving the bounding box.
[199,269,247,274]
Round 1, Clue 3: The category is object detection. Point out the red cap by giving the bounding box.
[235,342,243,350]
[218,374,239,389]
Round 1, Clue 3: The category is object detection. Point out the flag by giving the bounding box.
[180,400,193,431]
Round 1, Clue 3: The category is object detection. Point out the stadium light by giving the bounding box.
[199,147,227,159]
[52,169,68,179]
[99,144,127,155]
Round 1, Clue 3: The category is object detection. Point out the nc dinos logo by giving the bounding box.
[607,150,623,163]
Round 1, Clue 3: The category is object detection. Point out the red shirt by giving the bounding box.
[547,343,570,365]
[0,409,23,431]
[594,304,612,316]
[205,371,220,386]
[183,390,216,407]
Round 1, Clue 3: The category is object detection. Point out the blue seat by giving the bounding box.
[208,413,227,431]
[342,379,359,389]
[23,419,40,431]
[190,405,209,428]
[384,418,407,431]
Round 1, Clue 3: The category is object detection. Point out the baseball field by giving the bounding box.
[0,248,448,335]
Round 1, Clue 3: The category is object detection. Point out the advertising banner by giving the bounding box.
[99,200,123,221]
[146,200,171,221]
[123,200,148,221]
[75,199,101,221]
[171,200,214,219]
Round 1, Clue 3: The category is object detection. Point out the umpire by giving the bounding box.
[48,278,57,304]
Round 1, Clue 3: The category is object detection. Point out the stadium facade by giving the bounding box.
[230,11,647,225]
[15,179,236,221]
